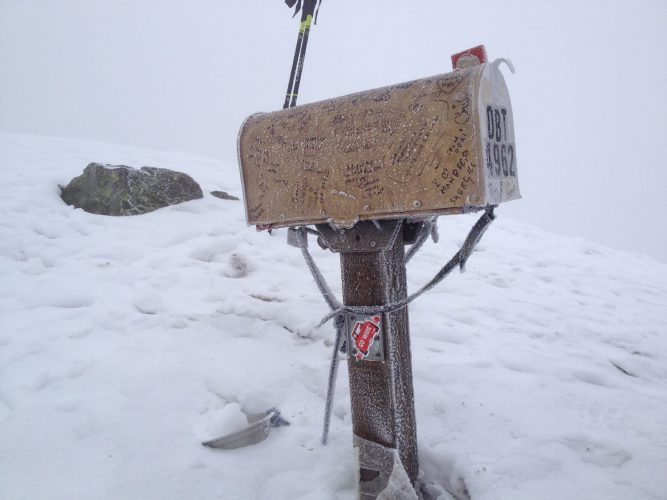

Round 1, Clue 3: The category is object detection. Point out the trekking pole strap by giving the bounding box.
[286,0,320,22]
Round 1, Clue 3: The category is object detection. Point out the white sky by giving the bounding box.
[1,0,666,262]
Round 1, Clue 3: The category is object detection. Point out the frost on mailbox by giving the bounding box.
[238,58,519,228]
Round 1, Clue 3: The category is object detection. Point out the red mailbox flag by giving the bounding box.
[451,45,488,69]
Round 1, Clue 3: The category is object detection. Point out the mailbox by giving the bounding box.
[238,58,519,228]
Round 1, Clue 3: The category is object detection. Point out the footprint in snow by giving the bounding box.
[250,293,284,303]
[571,370,616,388]
[488,276,510,288]
[561,433,632,467]
[47,294,95,309]
[31,225,62,240]
[189,240,236,263]
[133,292,164,315]
[28,362,87,392]
[498,356,538,374]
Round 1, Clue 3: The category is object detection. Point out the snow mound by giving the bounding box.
[1,133,666,500]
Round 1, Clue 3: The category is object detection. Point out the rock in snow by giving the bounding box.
[60,162,203,215]
[211,190,240,201]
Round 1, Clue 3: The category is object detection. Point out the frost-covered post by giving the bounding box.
[317,220,419,494]
[344,243,418,489]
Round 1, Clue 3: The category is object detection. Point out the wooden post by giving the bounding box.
[326,221,418,497]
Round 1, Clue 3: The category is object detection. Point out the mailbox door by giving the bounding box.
[477,60,520,205]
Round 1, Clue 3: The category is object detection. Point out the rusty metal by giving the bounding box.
[238,59,519,228]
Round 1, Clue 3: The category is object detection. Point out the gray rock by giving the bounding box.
[211,190,239,201]
[60,162,203,216]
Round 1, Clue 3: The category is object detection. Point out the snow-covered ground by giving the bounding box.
[1,133,666,500]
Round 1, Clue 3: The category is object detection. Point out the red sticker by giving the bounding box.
[451,45,487,70]
[352,315,382,361]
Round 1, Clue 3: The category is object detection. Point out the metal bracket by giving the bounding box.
[287,227,306,248]
[402,221,424,245]
[316,219,402,253]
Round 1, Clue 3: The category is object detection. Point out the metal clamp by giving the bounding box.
[316,220,403,253]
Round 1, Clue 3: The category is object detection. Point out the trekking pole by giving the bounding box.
[282,0,319,109]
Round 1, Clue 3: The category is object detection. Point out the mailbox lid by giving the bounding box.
[238,60,517,228]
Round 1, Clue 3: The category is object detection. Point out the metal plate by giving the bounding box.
[238,59,519,228]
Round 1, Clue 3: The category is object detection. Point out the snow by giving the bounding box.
[1,133,666,500]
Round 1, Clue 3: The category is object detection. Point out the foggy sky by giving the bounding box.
[1,0,666,262]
